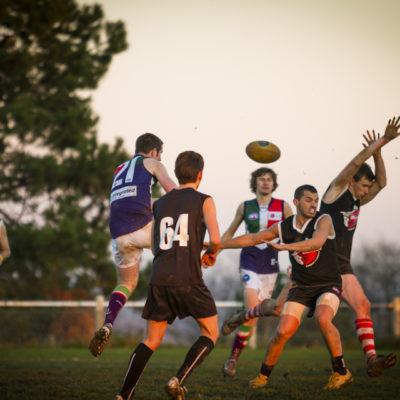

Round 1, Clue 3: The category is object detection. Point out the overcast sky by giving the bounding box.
[82,0,400,272]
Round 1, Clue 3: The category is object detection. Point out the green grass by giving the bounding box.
[0,345,398,400]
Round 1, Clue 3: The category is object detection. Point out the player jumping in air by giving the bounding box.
[89,133,177,357]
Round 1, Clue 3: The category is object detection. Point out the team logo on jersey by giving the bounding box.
[241,273,250,282]
[340,207,359,230]
[292,249,320,267]
[268,211,282,220]
[248,212,259,220]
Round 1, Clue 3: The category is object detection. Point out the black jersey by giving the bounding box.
[279,212,341,288]
[320,189,360,266]
[150,188,209,286]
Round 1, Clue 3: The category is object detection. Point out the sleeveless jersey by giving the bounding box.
[239,198,284,274]
[109,155,155,239]
[150,188,209,286]
[320,189,360,266]
[279,212,341,288]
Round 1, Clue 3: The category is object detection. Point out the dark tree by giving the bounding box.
[0,0,130,299]
[353,241,400,303]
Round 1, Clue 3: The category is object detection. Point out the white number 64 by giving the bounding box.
[159,214,189,250]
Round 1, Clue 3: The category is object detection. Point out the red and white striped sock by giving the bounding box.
[244,304,263,320]
[355,318,376,362]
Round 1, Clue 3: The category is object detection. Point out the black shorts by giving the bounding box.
[142,284,217,324]
[287,283,342,315]
[337,253,354,275]
[338,259,354,275]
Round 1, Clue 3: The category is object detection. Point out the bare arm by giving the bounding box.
[360,131,386,206]
[266,215,333,252]
[202,197,221,254]
[221,202,244,240]
[283,200,293,219]
[220,223,280,250]
[0,223,11,265]
[323,117,400,203]
[143,158,177,192]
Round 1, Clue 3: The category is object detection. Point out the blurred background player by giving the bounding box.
[115,150,220,400]
[320,117,400,376]
[0,218,11,267]
[221,167,292,378]
[89,133,177,357]
[217,185,353,390]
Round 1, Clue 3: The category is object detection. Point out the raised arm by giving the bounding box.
[143,158,177,192]
[323,117,400,203]
[359,131,386,206]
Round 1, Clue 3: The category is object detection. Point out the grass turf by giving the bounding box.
[0,346,398,399]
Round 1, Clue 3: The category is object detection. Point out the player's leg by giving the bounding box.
[221,279,292,337]
[116,320,167,400]
[314,292,353,390]
[166,315,218,399]
[342,273,397,376]
[223,271,261,378]
[89,223,152,357]
[249,301,304,388]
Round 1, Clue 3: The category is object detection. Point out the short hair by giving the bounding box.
[353,163,375,182]
[250,167,278,194]
[135,133,163,154]
[294,184,318,200]
[174,151,204,184]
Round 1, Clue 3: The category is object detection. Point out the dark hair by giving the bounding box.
[294,184,318,200]
[135,133,163,154]
[250,167,278,194]
[353,163,375,182]
[175,151,204,184]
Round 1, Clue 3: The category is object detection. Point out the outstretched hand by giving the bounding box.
[263,240,285,251]
[362,130,382,157]
[362,130,379,148]
[383,116,400,141]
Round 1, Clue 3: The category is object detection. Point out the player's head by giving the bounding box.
[135,133,163,159]
[353,163,375,182]
[250,167,278,194]
[175,151,204,185]
[350,163,375,200]
[294,184,318,219]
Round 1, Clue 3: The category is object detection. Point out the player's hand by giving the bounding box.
[201,250,216,268]
[362,129,379,147]
[362,130,382,156]
[263,240,285,251]
[383,116,400,141]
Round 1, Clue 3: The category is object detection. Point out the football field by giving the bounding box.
[0,346,398,400]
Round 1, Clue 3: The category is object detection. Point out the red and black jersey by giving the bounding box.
[320,189,360,266]
[151,188,209,287]
[279,212,341,288]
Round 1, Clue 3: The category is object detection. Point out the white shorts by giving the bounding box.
[240,269,278,302]
[112,221,152,268]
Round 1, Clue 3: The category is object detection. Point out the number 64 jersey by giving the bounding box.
[151,188,210,287]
